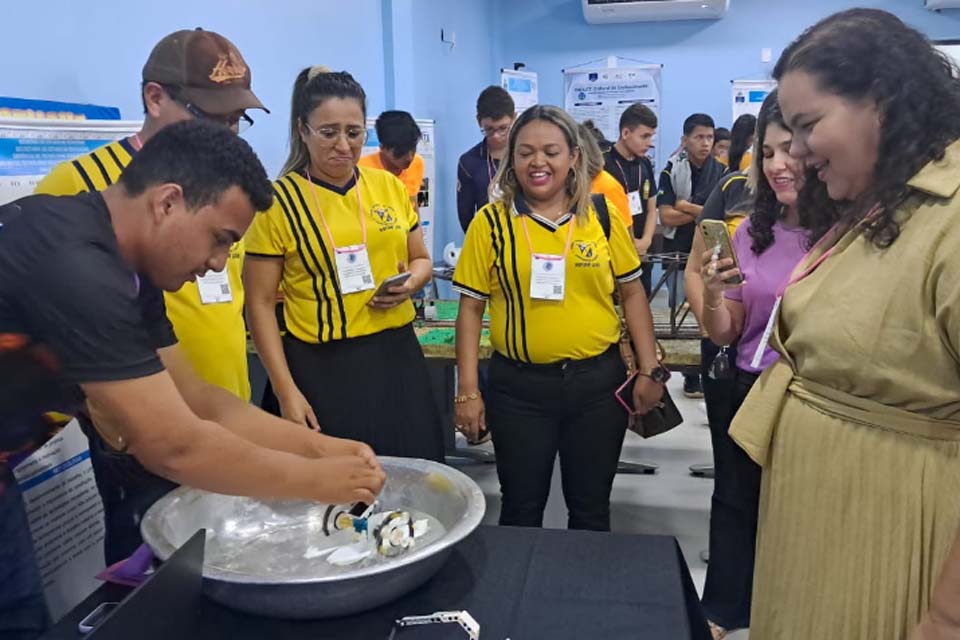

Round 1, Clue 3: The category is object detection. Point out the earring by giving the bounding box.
[506,167,517,184]
[566,168,577,191]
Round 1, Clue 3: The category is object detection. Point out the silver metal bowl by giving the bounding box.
[140,457,486,619]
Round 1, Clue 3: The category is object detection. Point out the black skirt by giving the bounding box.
[281,324,445,462]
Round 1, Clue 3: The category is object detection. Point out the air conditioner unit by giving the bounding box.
[926,0,960,10]
[582,0,730,24]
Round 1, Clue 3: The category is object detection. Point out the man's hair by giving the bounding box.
[713,127,731,144]
[476,86,515,121]
[619,103,658,133]
[683,113,715,136]
[375,110,421,156]
[120,120,273,212]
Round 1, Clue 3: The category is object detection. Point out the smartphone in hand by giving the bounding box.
[373,272,412,298]
[699,220,744,285]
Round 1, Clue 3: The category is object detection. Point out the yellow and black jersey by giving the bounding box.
[245,168,418,343]
[453,195,642,364]
[701,171,751,236]
[33,137,250,400]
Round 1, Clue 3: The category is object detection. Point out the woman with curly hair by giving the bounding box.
[729,9,960,638]
[694,89,809,639]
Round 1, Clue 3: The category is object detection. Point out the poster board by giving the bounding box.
[731,79,777,121]
[564,62,662,166]
[500,68,539,116]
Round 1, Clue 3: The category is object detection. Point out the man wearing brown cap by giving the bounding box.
[34,29,268,564]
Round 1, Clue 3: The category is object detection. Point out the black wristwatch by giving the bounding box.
[638,365,671,384]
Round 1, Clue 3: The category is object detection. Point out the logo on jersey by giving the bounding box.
[371,204,403,232]
[573,240,599,263]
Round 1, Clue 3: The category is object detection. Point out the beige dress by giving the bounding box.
[731,142,960,639]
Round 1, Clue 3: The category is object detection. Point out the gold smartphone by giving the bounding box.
[698,219,744,285]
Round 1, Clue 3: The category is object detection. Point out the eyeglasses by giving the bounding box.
[303,122,368,148]
[481,124,511,138]
[163,85,254,134]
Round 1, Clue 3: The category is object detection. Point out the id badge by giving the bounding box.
[196,268,232,304]
[628,191,643,217]
[530,253,566,301]
[335,244,375,294]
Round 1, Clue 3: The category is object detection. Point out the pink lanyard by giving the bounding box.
[304,170,367,250]
[614,158,641,193]
[777,205,881,297]
[519,212,575,259]
[131,134,143,151]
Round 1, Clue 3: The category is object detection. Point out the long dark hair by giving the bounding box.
[280,67,367,176]
[727,114,756,173]
[747,90,787,255]
[774,8,960,248]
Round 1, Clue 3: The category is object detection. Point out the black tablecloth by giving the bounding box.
[44,525,710,640]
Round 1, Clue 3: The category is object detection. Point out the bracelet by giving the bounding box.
[704,296,724,312]
[453,392,482,404]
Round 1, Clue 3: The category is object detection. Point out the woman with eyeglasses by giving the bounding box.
[244,66,444,462]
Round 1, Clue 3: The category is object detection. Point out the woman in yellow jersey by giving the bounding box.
[453,105,664,530]
[244,67,444,461]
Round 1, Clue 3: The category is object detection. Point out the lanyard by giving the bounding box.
[304,170,367,250]
[519,211,576,259]
[614,157,641,193]
[776,204,881,297]
[131,134,143,151]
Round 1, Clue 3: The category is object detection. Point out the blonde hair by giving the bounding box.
[491,105,593,220]
[578,122,605,180]
[279,66,366,177]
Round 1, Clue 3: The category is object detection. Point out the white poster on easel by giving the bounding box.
[362,118,437,258]
[0,117,140,205]
[564,61,662,166]
[14,421,106,621]
[732,80,777,121]
[501,68,538,116]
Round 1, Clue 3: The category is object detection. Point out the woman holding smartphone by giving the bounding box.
[695,91,810,639]
[244,67,444,461]
[453,105,663,531]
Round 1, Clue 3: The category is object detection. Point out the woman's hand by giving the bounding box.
[632,373,664,415]
[277,385,321,431]
[314,433,381,472]
[699,246,744,296]
[369,262,420,310]
[454,393,487,444]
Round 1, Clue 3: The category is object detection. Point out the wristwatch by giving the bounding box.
[638,365,671,384]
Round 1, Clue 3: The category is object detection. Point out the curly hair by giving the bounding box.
[120,119,272,212]
[773,8,960,249]
[747,90,788,255]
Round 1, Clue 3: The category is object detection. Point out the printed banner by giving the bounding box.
[501,69,539,116]
[732,80,777,121]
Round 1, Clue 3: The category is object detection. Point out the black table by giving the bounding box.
[45,526,710,640]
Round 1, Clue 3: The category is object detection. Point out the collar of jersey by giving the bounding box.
[303,170,359,196]
[611,145,642,166]
[510,194,574,231]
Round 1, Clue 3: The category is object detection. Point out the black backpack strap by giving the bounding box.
[591,193,611,240]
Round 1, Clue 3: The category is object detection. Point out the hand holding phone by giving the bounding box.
[368,271,413,310]
[698,220,744,289]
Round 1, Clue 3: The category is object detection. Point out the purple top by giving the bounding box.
[725,218,808,373]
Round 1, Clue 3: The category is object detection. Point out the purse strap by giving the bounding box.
[591,193,663,377]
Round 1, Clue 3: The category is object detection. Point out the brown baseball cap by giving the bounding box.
[142,28,268,114]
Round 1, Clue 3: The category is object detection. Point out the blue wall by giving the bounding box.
[0,0,388,177]
[4,0,960,256]
[494,0,960,174]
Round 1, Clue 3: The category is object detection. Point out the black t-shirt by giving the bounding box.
[657,155,726,251]
[0,192,177,478]
[603,146,657,238]
[700,172,752,223]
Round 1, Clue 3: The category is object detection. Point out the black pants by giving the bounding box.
[0,485,50,640]
[282,324,445,462]
[79,416,178,566]
[700,343,761,630]
[486,346,626,531]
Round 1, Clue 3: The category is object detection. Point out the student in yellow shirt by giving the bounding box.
[453,105,664,531]
[244,67,444,461]
[358,110,425,210]
[32,28,269,564]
